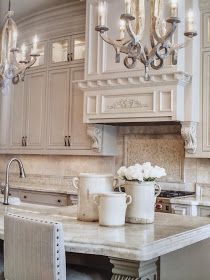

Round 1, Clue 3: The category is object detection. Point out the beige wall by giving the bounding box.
[0,124,210,191]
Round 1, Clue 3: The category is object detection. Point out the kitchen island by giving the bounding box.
[0,202,210,280]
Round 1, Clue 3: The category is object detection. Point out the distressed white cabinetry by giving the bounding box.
[0,1,117,156]
[188,2,210,158]
[9,72,46,150]
[47,68,70,150]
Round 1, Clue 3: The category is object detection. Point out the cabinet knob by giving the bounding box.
[57,199,61,203]
[23,195,27,199]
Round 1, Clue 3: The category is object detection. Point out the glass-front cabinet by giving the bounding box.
[50,37,70,66]
[49,34,85,66]
[72,35,85,61]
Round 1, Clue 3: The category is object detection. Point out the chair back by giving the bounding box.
[4,213,66,280]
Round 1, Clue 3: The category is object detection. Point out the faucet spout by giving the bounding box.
[3,158,26,205]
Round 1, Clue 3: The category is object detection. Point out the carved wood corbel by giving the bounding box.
[181,122,197,154]
[87,124,104,152]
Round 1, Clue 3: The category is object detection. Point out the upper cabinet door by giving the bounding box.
[9,82,26,149]
[203,13,210,48]
[71,34,86,62]
[47,68,70,149]
[49,37,71,67]
[69,66,91,150]
[24,72,47,149]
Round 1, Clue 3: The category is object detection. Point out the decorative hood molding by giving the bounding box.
[78,71,191,91]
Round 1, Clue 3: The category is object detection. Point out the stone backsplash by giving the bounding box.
[0,124,210,193]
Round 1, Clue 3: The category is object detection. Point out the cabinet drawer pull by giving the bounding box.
[25,136,27,146]
[68,136,71,147]
[23,195,27,199]
[64,136,68,146]
[22,137,25,147]
[57,199,61,203]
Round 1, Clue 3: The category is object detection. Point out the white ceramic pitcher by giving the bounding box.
[94,192,132,227]
[73,173,115,221]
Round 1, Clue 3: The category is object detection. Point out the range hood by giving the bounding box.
[78,0,200,154]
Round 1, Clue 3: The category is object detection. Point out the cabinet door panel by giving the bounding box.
[198,206,210,217]
[69,67,91,149]
[203,52,210,151]
[25,72,46,149]
[0,87,11,149]
[47,68,70,149]
[9,82,26,148]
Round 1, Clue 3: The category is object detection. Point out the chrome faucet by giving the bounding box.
[3,158,26,205]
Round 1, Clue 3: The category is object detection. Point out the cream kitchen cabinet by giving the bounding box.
[9,71,46,150]
[47,65,91,151]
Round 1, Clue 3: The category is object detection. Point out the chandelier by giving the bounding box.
[95,0,198,81]
[0,0,40,88]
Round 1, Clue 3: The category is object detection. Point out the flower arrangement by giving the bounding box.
[117,162,166,182]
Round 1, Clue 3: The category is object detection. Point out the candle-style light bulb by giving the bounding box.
[98,1,106,26]
[186,9,195,33]
[119,20,126,40]
[32,35,39,54]
[125,0,131,14]
[171,0,178,17]
[21,44,27,62]
[13,31,18,49]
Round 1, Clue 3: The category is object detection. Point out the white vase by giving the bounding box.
[123,181,161,224]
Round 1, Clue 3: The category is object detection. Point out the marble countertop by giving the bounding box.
[170,196,210,206]
[0,201,210,261]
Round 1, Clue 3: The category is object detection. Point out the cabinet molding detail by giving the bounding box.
[87,124,103,152]
[109,257,158,280]
[181,122,197,154]
[78,71,191,91]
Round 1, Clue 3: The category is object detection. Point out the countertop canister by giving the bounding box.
[73,173,115,221]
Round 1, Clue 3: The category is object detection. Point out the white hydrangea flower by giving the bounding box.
[116,162,166,182]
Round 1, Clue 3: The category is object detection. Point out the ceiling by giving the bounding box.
[0,0,76,24]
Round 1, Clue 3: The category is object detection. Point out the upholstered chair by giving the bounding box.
[4,213,109,280]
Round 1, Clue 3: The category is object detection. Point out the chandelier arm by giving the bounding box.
[125,19,139,44]
[161,23,178,44]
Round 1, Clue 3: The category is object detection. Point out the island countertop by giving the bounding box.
[0,202,209,262]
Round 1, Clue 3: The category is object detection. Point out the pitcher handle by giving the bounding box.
[72,177,79,190]
[126,195,132,205]
[155,183,161,198]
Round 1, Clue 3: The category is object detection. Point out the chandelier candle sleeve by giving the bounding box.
[32,35,38,54]
[21,44,26,62]
[125,0,131,14]
[120,20,126,40]
[171,0,178,18]
[98,1,106,26]
[186,9,195,33]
